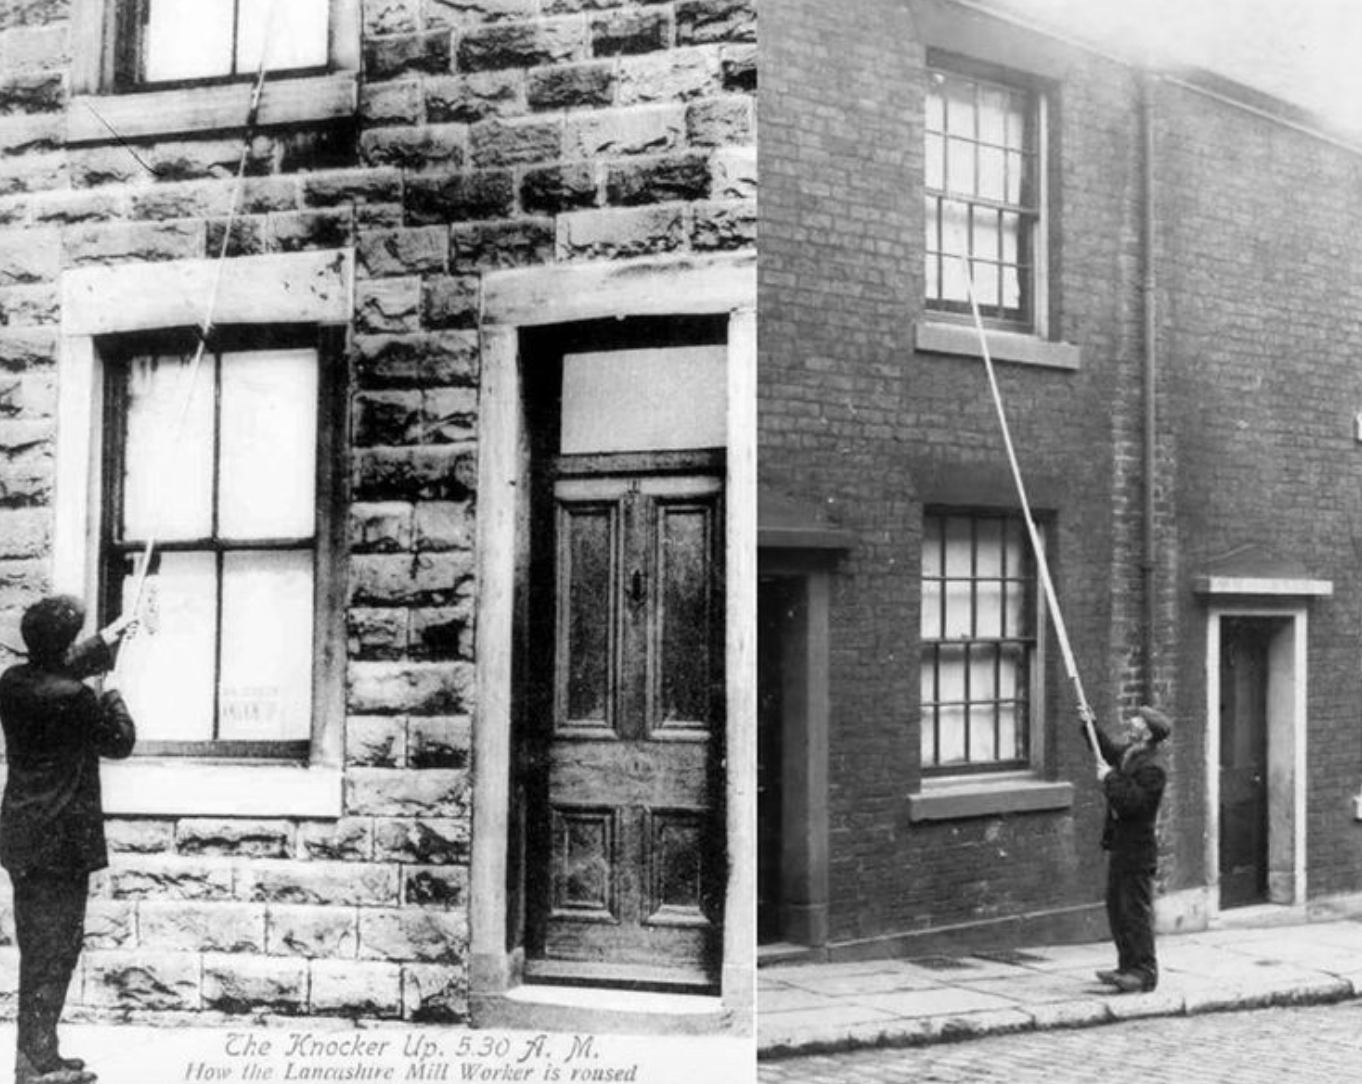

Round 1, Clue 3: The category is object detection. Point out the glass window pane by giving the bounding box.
[975,578,1001,637]
[1001,212,1020,263]
[937,644,965,702]
[974,519,1002,575]
[117,551,218,742]
[973,209,1001,264]
[925,134,945,190]
[1003,266,1022,312]
[968,704,995,762]
[998,703,1020,759]
[1006,151,1026,204]
[946,137,975,196]
[999,644,1022,698]
[123,351,215,542]
[218,348,318,540]
[969,646,997,702]
[926,75,946,132]
[978,146,1005,201]
[937,703,966,765]
[920,654,938,705]
[238,0,329,72]
[219,550,314,741]
[922,516,943,575]
[921,578,941,639]
[978,88,1008,144]
[943,517,972,575]
[144,0,235,81]
[944,79,974,136]
[943,579,972,639]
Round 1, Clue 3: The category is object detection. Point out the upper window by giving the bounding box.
[99,328,343,759]
[920,509,1038,775]
[115,0,329,89]
[924,58,1043,329]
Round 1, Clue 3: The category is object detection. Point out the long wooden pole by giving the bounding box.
[956,257,1102,764]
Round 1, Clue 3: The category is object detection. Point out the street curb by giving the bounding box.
[756,979,1361,1061]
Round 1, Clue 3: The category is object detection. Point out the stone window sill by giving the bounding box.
[908,774,1073,822]
[0,761,342,818]
[915,319,1081,370]
[67,73,358,145]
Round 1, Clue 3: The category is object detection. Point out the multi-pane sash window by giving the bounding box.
[102,332,329,757]
[920,511,1037,773]
[116,0,329,87]
[925,60,1040,325]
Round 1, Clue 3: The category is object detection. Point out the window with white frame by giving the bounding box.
[920,509,1038,773]
[924,56,1043,329]
[99,327,343,759]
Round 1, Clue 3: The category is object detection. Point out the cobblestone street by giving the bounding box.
[759,1001,1362,1084]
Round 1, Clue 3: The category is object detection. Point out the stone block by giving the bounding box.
[348,659,475,716]
[353,445,479,502]
[527,62,615,111]
[128,181,233,222]
[270,209,354,253]
[350,552,469,606]
[356,277,422,334]
[0,25,69,72]
[0,227,57,285]
[0,284,57,327]
[67,146,142,189]
[449,217,553,271]
[138,901,267,953]
[720,42,755,91]
[0,113,62,156]
[0,558,45,597]
[104,818,175,854]
[360,80,423,127]
[0,329,55,369]
[349,607,410,660]
[175,819,294,859]
[309,959,402,1018]
[0,508,49,559]
[404,170,515,225]
[364,0,420,35]
[0,150,65,195]
[413,501,474,552]
[345,768,470,818]
[606,152,711,205]
[236,861,399,907]
[618,46,719,103]
[239,177,301,214]
[28,190,123,224]
[82,951,200,1011]
[364,32,454,81]
[469,116,563,167]
[303,170,403,210]
[296,818,374,862]
[354,389,423,445]
[353,332,479,389]
[0,0,68,32]
[457,20,588,72]
[350,502,415,552]
[420,387,478,443]
[425,72,524,124]
[346,714,408,768]
[426,0,538,27]
[692,197,756,250]
[557,204,686,259]
[423,274,480,330]
[358,226,450,279]
[83,900,135,950]
[409,607,467,661]
[107,856,235,901]
[202,954,308,1015]
[359,908,467,962]
[710,143,756,196]
[403,963,468,1022]
[676,0,754,44]
[407,716,472,769]
[62,221,203,267]
[403,866,469,908]
[0,72,63,115]
[205,215,266,258]
[564,103,684,158]
[591,8,671,57]
[360,125,466,171]
[687,96,753,147]
[373,818,470,865]
[266,904,360,958]
[520,163,599,215]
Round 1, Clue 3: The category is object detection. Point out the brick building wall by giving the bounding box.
[0,0,755,1023]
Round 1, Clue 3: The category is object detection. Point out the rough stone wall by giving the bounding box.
[0,0,755,1021]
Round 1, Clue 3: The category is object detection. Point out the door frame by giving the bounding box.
[1204,602,1308,916]
[468,253,755,1031]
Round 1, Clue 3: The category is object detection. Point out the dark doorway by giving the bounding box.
[758,578,788,944]
[1219,617,1273,908]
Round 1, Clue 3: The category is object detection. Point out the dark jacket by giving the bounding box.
[0,637,136,874]
[1092,723,1165,870]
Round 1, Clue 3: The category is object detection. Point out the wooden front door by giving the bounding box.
[525,471,724,989]
[1219,618,1270,909]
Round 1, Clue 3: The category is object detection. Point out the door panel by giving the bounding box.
[1219,618,1270,909]
[529,473,723,989]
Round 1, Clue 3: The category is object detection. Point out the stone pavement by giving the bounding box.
[758,917,1362,1059]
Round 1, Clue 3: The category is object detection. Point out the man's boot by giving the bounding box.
[14,1049,96,1084]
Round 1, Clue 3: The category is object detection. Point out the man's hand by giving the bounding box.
[99,614,139,647]
[1096,761,1112,782]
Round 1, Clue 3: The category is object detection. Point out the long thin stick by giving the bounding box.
[956,257,1102,764]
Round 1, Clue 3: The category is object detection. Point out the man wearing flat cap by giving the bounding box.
[1080,703,1171,994]
[0,595,138,1083]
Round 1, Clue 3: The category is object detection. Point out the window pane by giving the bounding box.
[925,133,945,191]
[969,646,997,702]
[976,578,1001,638]
[219,550,314,741]
[921,578,941,639]
[1006,150,1026,204]
[946,137,975,196]
[118,551,218,742]
[974,519,1002,575]
[937,703,966,764]
[123,351,215,542]
[144,0,235,82]
[926,75,946,131]
[944,79,974,136]
[937,644,965,702]
[943,517,972,575]
[943,579,972,639]
[978,146,1005,201]
[968,704,995,762]
[978,87,1008,144]
[219,348,318,540]
[238,0,329,72]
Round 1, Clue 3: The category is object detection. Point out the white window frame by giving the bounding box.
[66,0,359,144]
[52,249,353,817]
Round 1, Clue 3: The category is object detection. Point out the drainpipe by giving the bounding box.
[1141,71,1159,703]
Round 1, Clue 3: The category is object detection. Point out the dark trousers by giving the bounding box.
[1106,860,1157,988]
[10,868,89,1065]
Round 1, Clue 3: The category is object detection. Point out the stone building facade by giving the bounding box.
[0,0,756,1033]
[760,0,1362,961]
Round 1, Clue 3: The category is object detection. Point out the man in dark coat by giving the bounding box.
[1082,703,1170,995]
[0,596,137,1083]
